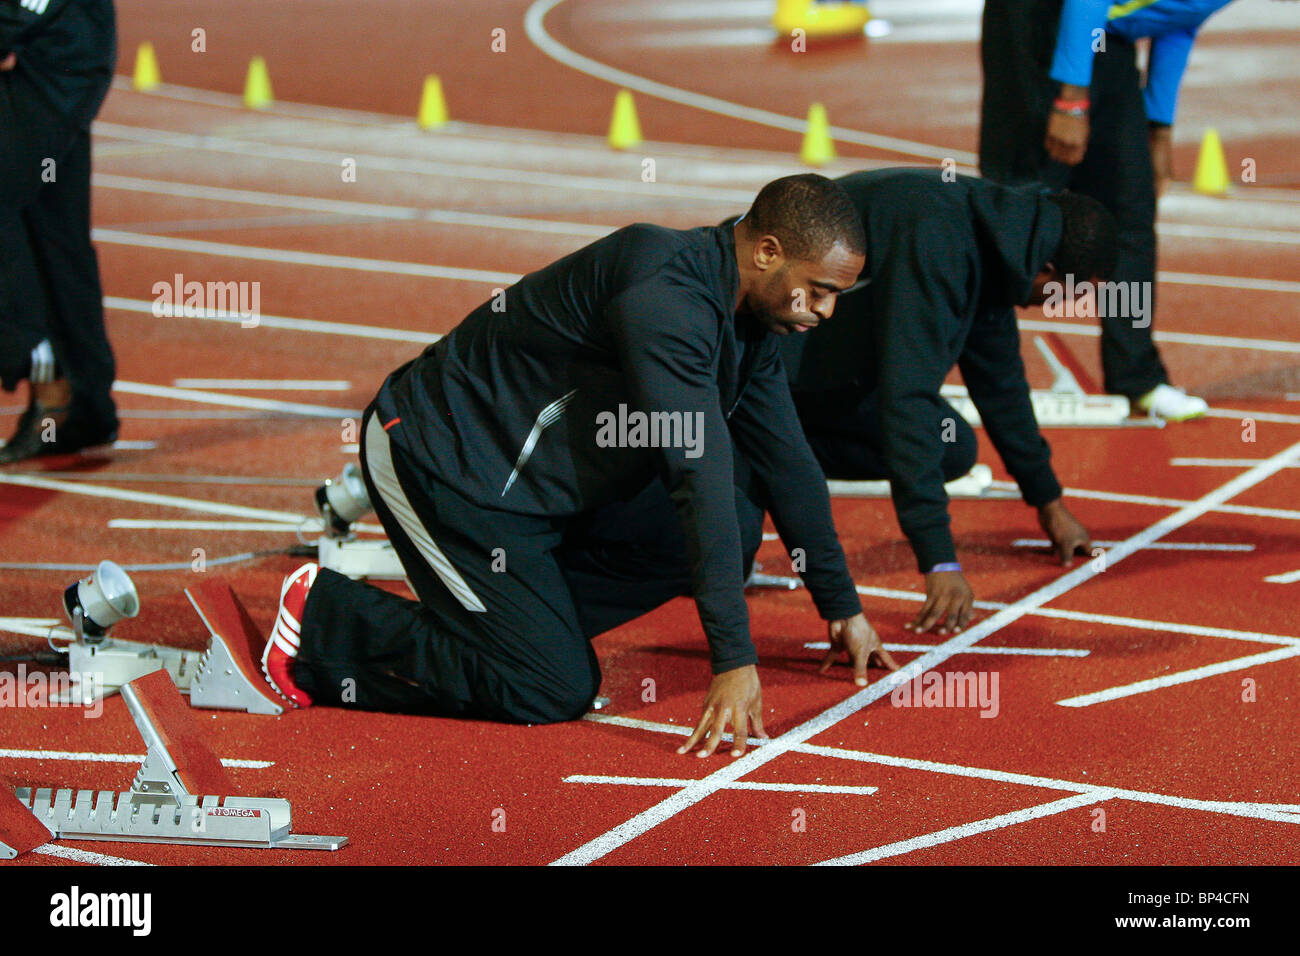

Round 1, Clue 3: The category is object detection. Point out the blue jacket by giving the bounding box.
[1050,0,1235,124]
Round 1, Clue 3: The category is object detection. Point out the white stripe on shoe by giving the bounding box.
[363,413,487,613]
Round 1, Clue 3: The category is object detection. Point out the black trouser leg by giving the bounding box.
[22,129,118,424]
[1,70,116,419]
[1068,36,1166,397]
[556,465,766,640]
[294,412,601,724]
[795,389,978,483]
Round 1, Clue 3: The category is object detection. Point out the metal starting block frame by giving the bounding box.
[51,580,288,715]
[10,670,345,854]
[317,535,406,580]
[943,335,1160,429]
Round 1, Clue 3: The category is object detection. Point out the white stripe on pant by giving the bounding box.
[363,412,488,613]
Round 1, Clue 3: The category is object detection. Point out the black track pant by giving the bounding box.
[0,70,116,424]
[793,388,979,483]
[293,410,764,724]
[980,0,1167,399]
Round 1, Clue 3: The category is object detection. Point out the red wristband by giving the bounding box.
[1053,97,1090,112]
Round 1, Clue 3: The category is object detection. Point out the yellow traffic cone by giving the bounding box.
[1193,128,1230,196]
[243,56,273,110]
[607,89,642,150]
[133,41,161,91]
[418,75,449,130]
[773,0,811,33]
[800,102,836,166]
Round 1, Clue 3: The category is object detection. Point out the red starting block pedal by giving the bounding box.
[0,786,54,860]
[185,578,286,715]
[10,670,346,853]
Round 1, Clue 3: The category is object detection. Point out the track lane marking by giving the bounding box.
[1056,645,1300,707]
[564,775,878,795]
[585,715,1300,823]
[33,845,154,867]
[524,0,976,163]
[815,792,1114,865]
[551,437,1300,865]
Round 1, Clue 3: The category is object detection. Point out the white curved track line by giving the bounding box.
[523,0,977,165]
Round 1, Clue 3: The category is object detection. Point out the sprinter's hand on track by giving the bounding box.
[908,572,974,635]
[1039,498,1091,567]
[678,665,768,759]
[820,613,898,686]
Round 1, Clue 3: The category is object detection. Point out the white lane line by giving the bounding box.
[1160,271,1300,295]
[1024,607,1300,647]
[1051,484,1300,522]
[94,122,757,203]
[550,437,1300,865]
[109,292,1300,361]
[815,791,1113,865]
[800,745,1300,823]
[111,440,156,450]
[107,519,304,532]
[105,518,386,534]
[588,714,1300,858]
[1017,318,1300,355]
[1203,407,1300,425]
[803,641,1091,658]
[0,748,273,769]
[1013,537,1255,552]
[564,775,878,795]
[94,173,615,238]
[1172,457,1300,468]
[172,378,352,391]
[1157,222,1300,245]
[33,844,154,867]
[1265,568,1300,584]
[1056,645,1300,707]
[854,584,1300,647]
[93,229,521,286]
[114,380,362,419]
[591,715,1300,818]
[0,473,313,524]
[106,295,441,345]
[524,0,976,164]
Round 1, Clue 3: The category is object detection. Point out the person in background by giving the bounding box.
[979,0,1242,422]
[1,0,119,463]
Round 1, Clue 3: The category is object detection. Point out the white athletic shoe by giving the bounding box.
[1136,384,1209,422]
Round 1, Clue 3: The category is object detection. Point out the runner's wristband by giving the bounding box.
[1052,98,1089,116]
[928,562,962,574]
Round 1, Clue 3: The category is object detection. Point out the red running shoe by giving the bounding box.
[260,563,317,708]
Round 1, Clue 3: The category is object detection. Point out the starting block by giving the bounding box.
[745,563,803,591]
[0,786,54,859]
[827,463,1014,501]
[317,535,405,580]
[50,579,287,715]
[7,670,345,855]
[943,335,1157,429]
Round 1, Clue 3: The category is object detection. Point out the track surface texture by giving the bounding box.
[2,0,1298,867]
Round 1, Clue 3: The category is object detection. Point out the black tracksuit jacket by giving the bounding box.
[783,169,1065,572]
[377,222,861,672]
[0,0,116,128]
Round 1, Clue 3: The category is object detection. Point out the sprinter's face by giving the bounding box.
[747,240,863,335]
